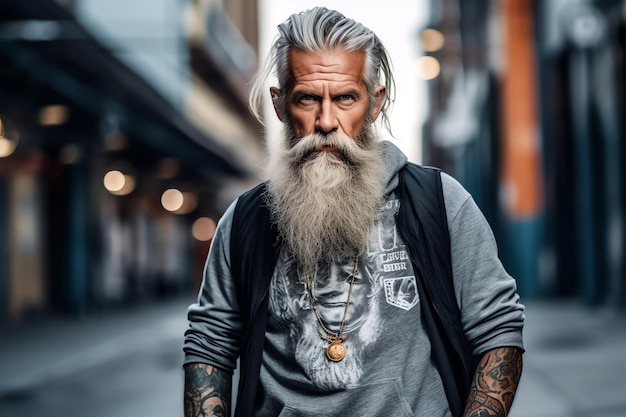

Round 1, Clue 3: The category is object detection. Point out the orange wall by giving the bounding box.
[499,0,543,218]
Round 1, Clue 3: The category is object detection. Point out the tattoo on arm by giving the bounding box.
[463,347,523,417]
[184,363,232,417]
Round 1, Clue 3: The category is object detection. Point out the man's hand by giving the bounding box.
[463,347,523,417]
[184,363,232,417]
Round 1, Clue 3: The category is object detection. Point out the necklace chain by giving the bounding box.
[305,256,359,341]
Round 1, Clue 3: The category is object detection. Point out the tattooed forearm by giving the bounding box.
[463,347,523,417]
[184,363,231,417]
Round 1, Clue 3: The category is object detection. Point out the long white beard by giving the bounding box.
[266,126,386,274]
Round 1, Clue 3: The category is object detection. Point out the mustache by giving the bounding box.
[289,132,363,166]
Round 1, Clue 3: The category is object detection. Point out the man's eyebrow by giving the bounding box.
[292,88,362,97]
[334,88,362,98]
[291,89,318,97]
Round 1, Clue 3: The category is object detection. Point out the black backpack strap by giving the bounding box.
[230,182,280,417]
[397,163,475,417]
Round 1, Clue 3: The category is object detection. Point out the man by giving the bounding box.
[184,7,524,417]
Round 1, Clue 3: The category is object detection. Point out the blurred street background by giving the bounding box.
[0,0,625,416]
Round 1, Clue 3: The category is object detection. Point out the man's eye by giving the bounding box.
[338,95,354,102]
[300,94,315,102]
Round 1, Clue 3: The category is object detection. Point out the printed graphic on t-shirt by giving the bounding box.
[383,276,418,310]
[268,197,418,390]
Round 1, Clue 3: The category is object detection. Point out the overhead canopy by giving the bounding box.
[0,0,256,179]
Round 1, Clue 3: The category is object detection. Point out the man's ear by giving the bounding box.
[370,85,386,122]
[270,87,284,122]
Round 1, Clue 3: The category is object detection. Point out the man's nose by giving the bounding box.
[315,101,338,133]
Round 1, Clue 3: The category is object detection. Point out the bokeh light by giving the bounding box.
[161,188,184,212]
[417,56,441,80]
[103,170,125,192]
[192,217,216,241]
[420,28,445,52]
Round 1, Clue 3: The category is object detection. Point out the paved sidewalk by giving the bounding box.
[511,301,626,417]
[1,297,625,416]
[0,296,193,396]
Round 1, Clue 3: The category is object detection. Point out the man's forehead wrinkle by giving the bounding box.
[293,74,360,86]
[292,63,359,80]
[305,61,344,72]
[288,48,366,85]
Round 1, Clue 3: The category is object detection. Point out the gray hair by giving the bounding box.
[248,7,396,133]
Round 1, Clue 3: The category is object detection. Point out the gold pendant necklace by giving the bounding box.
[306,257,359,362]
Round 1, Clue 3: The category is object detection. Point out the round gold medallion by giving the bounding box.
[326,341,347,362]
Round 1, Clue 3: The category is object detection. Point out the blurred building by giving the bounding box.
[0,0,265,322]
[419,0,625,306]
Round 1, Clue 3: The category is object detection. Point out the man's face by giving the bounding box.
[313,262,372,331]
[265,48,388,275]
[272,48,385,144]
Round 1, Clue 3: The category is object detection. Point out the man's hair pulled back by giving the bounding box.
[249,7,396,133]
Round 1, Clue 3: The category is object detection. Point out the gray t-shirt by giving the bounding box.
[257,189,450,416]
[184,141,525,416]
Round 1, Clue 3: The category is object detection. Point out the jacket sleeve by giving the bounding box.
[183,199,243,373]
[441,173,525,356]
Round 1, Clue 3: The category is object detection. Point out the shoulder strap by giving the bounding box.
[396,163,475,417]
[230,182,279,322]
[230,182,280,417]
